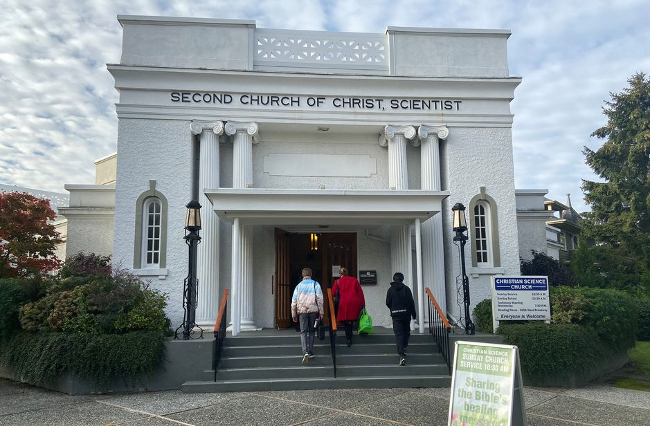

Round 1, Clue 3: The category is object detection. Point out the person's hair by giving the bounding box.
[339,267,348,276]
[393,272,404,282]
[302,267,312,277]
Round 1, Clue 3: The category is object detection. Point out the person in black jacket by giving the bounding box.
[385,272,416,366]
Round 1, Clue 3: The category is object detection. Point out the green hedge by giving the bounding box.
[0,254,171,387]
[499,323,606,383]
[638,300,650,341]
[0,279,41,340]
[0,330,166,385]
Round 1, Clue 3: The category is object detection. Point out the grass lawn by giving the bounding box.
[612,341,650,391]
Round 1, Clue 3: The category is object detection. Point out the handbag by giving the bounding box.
[358,307,375,334]
[315,318,325,340]
[333,280,340,314]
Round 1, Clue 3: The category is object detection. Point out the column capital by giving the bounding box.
[225,121,260,143]
[417,125,449,141]
[190,121,224,136]
[379,125,416,147]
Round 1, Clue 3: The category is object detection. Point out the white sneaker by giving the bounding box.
[399,357,406,366]
[302,353,309,365]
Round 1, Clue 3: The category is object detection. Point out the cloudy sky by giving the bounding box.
[1,0,649,212]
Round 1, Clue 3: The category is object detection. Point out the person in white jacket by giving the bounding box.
[291,267,324,365]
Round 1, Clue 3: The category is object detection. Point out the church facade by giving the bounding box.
[97,15,521,333]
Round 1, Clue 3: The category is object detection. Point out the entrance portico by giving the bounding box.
[205,188,448,335]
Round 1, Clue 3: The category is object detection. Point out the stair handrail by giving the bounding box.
[327,288,337,378]
[425,287,452,374]
[212,288,229,382]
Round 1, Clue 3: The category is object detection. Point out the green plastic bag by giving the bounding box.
[357,307,375,334]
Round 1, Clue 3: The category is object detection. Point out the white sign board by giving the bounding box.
[491,276,550,332]
[448,341,526,426]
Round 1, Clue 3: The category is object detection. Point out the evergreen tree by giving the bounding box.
[581,72,650,294]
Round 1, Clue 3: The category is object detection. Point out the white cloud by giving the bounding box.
[1,0,648,213]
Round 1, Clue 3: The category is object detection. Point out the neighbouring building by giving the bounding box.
[516,189,582,263]
[64,15,523,333]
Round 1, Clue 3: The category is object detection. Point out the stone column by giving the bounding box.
[225,122,260,331]
[416,125,449,314]
[381,125,416,328]
[190,121,224,328]
[379,125,415,190]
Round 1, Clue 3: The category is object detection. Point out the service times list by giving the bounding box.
[492,277,551,321]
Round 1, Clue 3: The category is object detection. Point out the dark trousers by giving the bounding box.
[299,312,318,355]
[343,320,354,342]
[392,314,411,356]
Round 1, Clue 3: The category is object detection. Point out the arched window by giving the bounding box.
[469,188,501,268]
[142,197,162,267]
[133,181,168,270]
[473,201,492,265]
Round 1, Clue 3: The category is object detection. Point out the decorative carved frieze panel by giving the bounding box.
[254,29,388,71]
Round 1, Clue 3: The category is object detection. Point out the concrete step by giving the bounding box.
[336,353,445,366]
[217,352,445,369]
[225,333,432,347]
[222,342,436,357]
[205,360,446,381]
[336,363,448,377]
[182,375,451,393]
[210,365,335,381]
[219,355,334,368]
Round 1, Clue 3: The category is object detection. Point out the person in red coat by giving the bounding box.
[332,267,365,346]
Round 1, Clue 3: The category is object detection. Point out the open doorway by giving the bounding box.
[274,229,357,329]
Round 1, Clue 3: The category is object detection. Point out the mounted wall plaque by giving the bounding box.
[359,270,377,285]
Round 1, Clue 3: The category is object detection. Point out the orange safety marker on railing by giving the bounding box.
[213,288,230,334]
[327,288,338,332]
[425,287,451,329]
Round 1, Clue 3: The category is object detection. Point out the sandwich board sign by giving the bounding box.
[491,276,551,333]
[448,341,526,426]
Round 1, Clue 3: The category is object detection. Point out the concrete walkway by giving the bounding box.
[1,378,649,425]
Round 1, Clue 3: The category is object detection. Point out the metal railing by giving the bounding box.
[327,288,338,378]
[212,288,229,382]
[425,287,452,374]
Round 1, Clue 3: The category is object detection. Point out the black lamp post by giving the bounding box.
[452,202,475,335]
[175,200,203,340]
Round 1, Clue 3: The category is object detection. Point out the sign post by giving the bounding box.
[448,341,527,426]
[491,276,551,333]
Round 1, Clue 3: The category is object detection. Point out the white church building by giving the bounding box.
[63,15,523,334]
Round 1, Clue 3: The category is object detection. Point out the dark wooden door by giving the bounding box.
[274,228,292,328]
[320,233,357,323]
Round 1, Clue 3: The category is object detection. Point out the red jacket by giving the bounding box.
[332,275,365,321]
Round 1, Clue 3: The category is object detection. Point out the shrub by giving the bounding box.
[19,269,169,335]
[0,278,41,339]
[473,299,493,333]
[550,286,589,324]
[638,300,650,341]
[499,323,605,384]
[0,330,166,385]
[577,287,637,351]
[521,251,575,286]
[59,252,112,278]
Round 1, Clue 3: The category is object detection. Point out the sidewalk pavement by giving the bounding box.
[1,378,649,425]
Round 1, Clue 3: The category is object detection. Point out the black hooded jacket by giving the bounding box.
[386,281,417,319]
